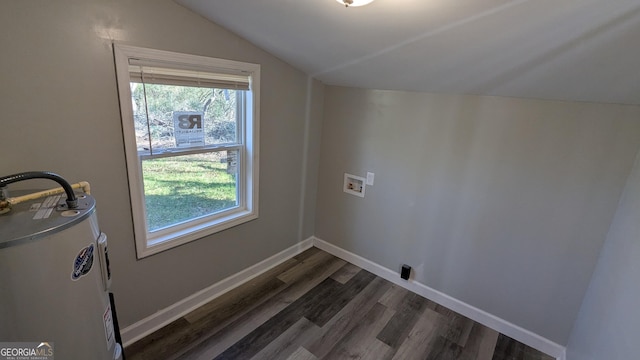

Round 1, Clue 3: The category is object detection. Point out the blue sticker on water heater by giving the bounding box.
[71,244,94,281]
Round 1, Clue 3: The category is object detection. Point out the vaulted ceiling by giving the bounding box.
[177,0,640,105]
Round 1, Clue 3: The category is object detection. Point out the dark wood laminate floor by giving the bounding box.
[126,247,555,360]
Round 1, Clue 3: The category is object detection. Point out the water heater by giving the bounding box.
[0,172,122,360]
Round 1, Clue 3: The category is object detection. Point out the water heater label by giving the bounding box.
[71,244,94,281]
[33,195,62,220]
[103,304,115,350]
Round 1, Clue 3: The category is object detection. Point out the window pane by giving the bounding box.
[142,151,239,232]
[131,83,239,154]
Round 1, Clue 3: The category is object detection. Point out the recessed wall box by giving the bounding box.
[344,173,365,198]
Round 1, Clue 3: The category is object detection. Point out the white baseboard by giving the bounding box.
[121,235,566,359]
[312,237,567,360]
[558,349,567,360]
[120,237,314,347]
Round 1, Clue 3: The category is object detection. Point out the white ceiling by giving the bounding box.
[177,0,640,105]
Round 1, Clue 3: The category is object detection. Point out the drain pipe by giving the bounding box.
[0,171,78,209]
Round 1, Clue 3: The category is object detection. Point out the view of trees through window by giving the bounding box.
[131,82,241,231]
[130,83,238,152]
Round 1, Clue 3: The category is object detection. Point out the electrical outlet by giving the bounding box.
[366,172,374,186]
[401,264,411,280]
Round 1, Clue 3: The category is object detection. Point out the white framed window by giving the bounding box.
[113,44,260,258]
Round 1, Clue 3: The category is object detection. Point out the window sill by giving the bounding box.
[136,209,258,258]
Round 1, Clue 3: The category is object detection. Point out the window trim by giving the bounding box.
[113,44,260,258]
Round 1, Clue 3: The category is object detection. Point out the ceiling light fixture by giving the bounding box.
[336,0,375,7]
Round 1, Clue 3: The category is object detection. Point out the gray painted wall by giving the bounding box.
[315,86,640,345]
[566,149,640,359]
[0,0,309,327]
[3,0,639,350]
